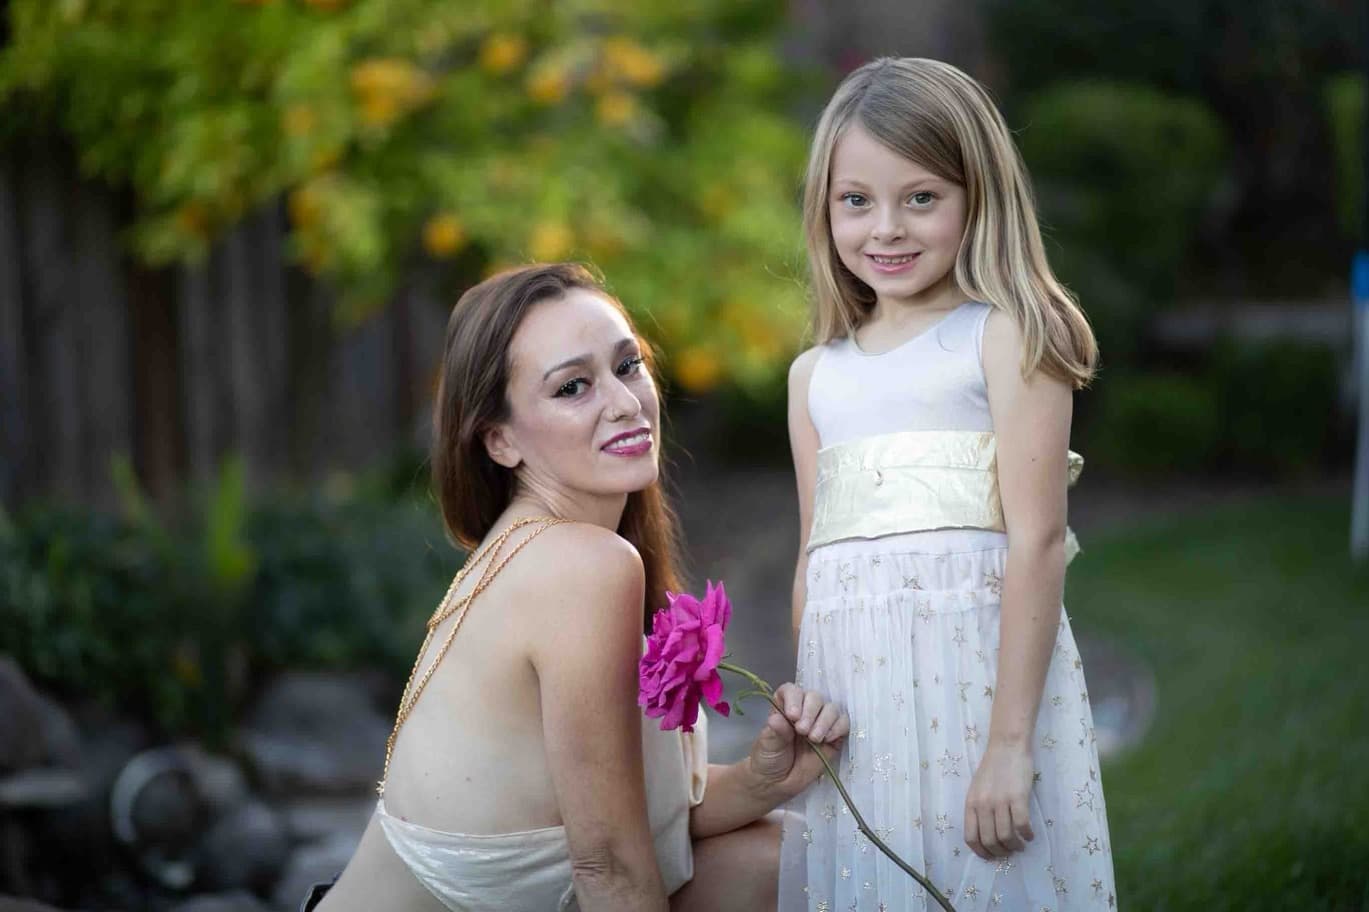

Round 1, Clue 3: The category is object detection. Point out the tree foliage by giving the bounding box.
[0,0,813,392]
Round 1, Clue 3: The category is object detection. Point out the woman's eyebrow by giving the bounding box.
[541,338,637,381]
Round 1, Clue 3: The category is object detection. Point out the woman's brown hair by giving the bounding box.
[431,262,684,624]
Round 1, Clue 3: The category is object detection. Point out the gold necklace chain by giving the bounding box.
[378,516,570,796]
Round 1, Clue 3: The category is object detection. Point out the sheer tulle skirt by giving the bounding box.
[779,533,1117,912]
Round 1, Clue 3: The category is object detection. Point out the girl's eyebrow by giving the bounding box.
[831,176,945,191]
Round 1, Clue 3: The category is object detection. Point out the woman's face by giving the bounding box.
[488,288,660,504]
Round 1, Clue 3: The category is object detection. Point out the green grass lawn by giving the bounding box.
[1068,494,1369,911]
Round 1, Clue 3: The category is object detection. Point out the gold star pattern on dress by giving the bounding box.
[952,626,967,645]
[953,846,962,857]
[1051,695,1064,707]
[822,803,837,822]
[930,716,941,733]
[918,603,934,623]
[816,901,830,912]
[984,570,1004,595]
[965,723,981,743]
[855,728,868,741]
[1033,770,1043,783]
[852,654,865,673]
[903,574,922,589]
[1108,893,1116,908]
[892,691,905,710]
[873,753,896,781]
[993,858,1015,874]
[964,884,979,899]
[1074,781,1096,811]
[984,685,995,699]
[1091,878,1104,894]
[802,828,813,843]
[957,680,972,701]
[991,893,1002,906]
[938,748,963,777]
[1084,835,1101,855]
[847,901,858,912]
[1041,734,1057,750]
[934,813,953,835]
[876,655,887,667]
[1054,875,1069,894]
[840,866,850,879]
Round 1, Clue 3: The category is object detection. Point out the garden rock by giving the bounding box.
[240,673,388,796]
[269,833,356,911]
[280,796,375,844]
[196,800,289,893]
[169,891,273,912]
[0,659,53,772]
[182,747,250,819]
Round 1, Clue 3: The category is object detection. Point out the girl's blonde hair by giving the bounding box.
[802,57,1097,387]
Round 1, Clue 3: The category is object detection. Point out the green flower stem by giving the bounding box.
[718,661,957,912]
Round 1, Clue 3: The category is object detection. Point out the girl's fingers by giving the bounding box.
[995,803,1023,853]
[963,806,990,861]
[977,805,1002,857]
[795,689,822,735]
[1012,797,1035,842]
[775,682,802,718]
[808,702,841,742]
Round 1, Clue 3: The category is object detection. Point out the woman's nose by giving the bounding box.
[606,377,643,421]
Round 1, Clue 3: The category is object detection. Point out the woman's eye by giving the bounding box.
[617,355,645,376]
[839,192,869,209]
[555,378,588,397]
[909,191,936,207]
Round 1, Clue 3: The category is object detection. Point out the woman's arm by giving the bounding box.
[787,348,823,650]
[528,526,669,911]
[689,683,848,839]
[963,310,1073,861]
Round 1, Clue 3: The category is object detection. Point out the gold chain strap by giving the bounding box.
[377,516,570,796]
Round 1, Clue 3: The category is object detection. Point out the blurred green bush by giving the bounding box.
[1323,71,1365,242]
[0,0,811,393]
[0,459,453,742]
[1019,81,1228,361]
[1086,339,1342,479]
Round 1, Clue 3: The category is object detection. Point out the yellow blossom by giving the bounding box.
[529,221,573,260]
[602,37,665,88]
[350,58,435,128]
[595,90,637,127]
[480,33,529,75]
[700,182,733,220]
[526,65,569,105]
[673,346,725,393]
[282,104,316,137]
[175,201,210,239]
[288,186,322,229]
[422,213,468,258]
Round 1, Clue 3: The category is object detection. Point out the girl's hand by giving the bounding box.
[747,683,849,800]
[963,740,1036,860]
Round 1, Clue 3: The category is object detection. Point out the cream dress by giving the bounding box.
[378,707,707,911]
[778,302,1117,911]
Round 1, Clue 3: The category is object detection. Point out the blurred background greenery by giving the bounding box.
[1,1,1366,909]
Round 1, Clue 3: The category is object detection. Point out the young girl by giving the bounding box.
[779,58,1117,911]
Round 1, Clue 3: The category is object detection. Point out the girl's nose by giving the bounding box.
[871,206,905,243]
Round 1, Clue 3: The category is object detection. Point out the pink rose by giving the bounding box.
[638,580,732,732]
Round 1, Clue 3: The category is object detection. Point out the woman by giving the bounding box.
[313,263,848,911]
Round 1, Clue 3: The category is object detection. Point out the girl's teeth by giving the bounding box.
[872,254,915,264]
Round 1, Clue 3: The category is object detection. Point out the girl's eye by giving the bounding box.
[617,355,645,377]
[839,192,869,209]
[909,191,936,207]
[555,378,588,397]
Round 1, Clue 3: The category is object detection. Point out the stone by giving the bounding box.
[168,891,273,912]
[0,768,85,809]
[280,796,375,845]
[0,896,68,911]
[196,800,289,893]
[0,658,54,773]
[239,673,389,796]
[181,747,250,819]
[269,833,356,912]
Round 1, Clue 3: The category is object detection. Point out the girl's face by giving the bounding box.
[828,122,968,309]
[486,288,660,506]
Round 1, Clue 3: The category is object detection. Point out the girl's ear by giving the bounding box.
[483,424,522,469]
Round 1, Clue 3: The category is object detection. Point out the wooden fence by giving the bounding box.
[0,139,451,511]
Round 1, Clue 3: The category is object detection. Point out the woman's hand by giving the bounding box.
[963,739,1036,860]
[747,683,849,801]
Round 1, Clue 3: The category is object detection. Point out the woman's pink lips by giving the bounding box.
[602,429,653,456]
[866,252,920,274]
